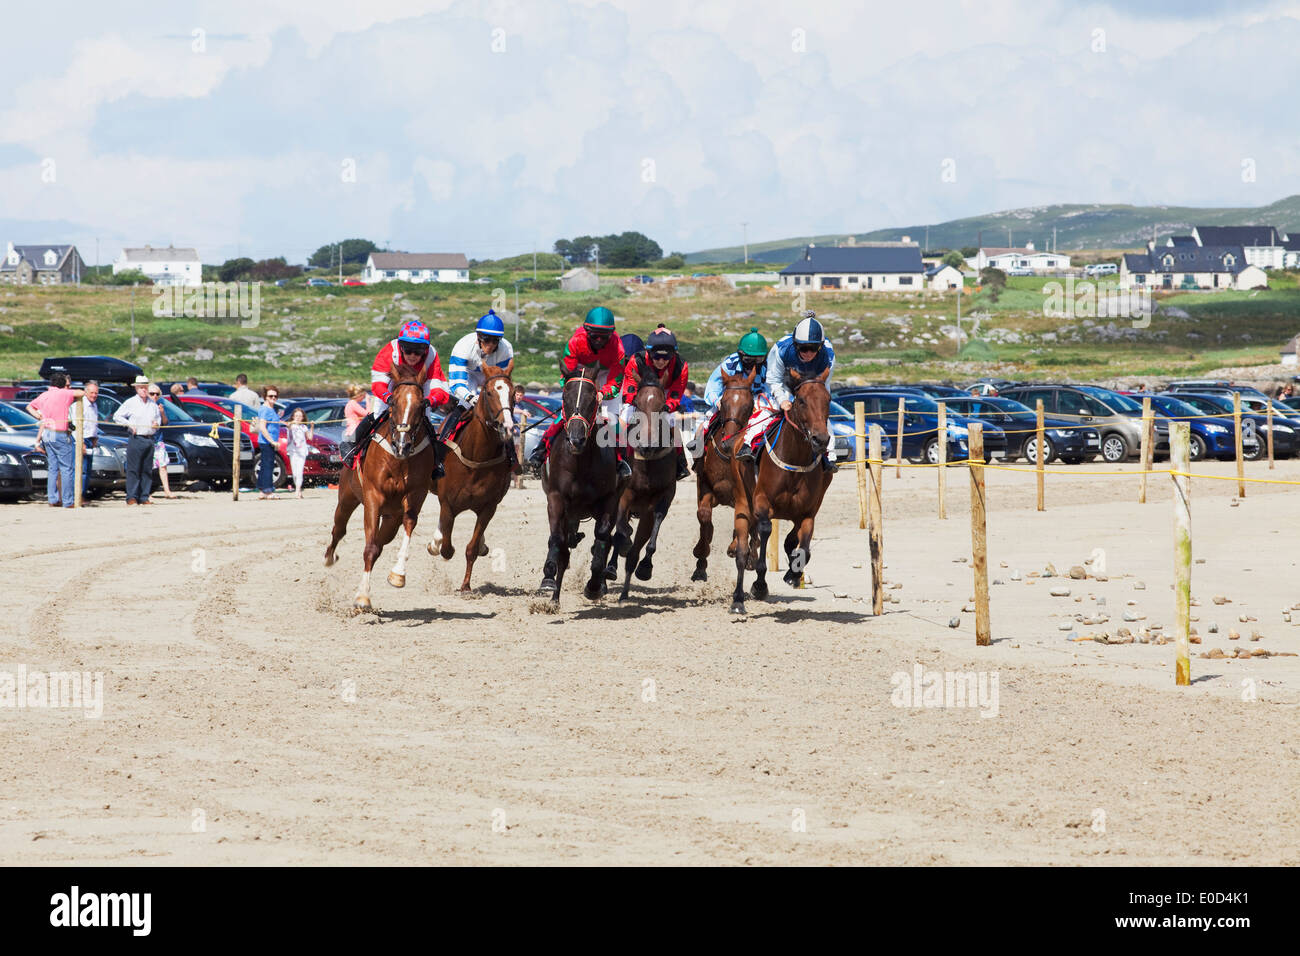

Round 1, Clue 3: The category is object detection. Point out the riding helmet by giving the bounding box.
[738,327,768,357]
[647,324,677,357]
[620,332,645,357]
[398,319,431,345]
[583,306,616,331]
[475,309,505,337]
[793,313,825,349]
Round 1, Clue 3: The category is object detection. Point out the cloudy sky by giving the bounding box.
[1,0,1297,264]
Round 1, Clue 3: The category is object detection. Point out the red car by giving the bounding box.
[342,278,364,286]
[176,395,341,487]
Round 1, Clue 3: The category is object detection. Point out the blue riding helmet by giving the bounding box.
[793,313,825,348]
[476,309,505,337]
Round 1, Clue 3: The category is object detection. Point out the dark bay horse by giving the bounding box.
[690,364,763,582]
[538,363,623,602]
[604,372,676,600]
[418,362,516,591]
[729,367,835,615]
[324,363,436,612]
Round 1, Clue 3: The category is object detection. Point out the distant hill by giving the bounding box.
[687,195,1300,266]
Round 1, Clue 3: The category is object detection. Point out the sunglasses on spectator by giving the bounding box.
[266,393,279,400]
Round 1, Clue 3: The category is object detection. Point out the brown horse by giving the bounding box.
[604,372,677,599]
[729,367,834,615]
[538,362,623,602]
[690,365,763,582]
[324,362,436,612]
[416,362,516,591]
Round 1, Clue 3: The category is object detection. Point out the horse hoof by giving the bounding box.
[477,541,489,557]
[604,564,618,581]
[691,567,707,582]
[539,579,557,596]
[351,598,372,616]
[751,580,769,600]
[635,560,653,582]
[387,572,405,588]
[426,542,437,557]
[730,601,746,615]
[324,553,336,567]
[783,569,803,587]
[584,580,606,601]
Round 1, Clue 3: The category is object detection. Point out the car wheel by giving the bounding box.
[1242,440,1264,462]
[1189,434,1207,461]
[1023,436,1055,464]
[1101,433,1129,463]
[255,454,287,488]
[922,437,940,464]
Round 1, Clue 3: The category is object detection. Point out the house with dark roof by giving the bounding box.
[1119,242,1267,291]
[1,242,85,285]
[779,244,925,291]
[924,263,964,291]
[363,252,469,284]
[1190,225,1287,270]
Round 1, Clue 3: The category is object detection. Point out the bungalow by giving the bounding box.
[924,263,964,291]
[1280,334,1300,368]
[559,267,599,292]
[967,242,1071,273]
[363,252,469,284]
[779,244,925,291]
[1283,235,1300,270]
[114,245,201,286]
[1119,243,1267,291]
[1191,226,1287,270]
[1,242,86,285]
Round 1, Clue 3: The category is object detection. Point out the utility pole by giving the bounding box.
[742,222,749,265]
[130,283,137,359]
[533,241,537,282]
[925,225,930,254]
[337,243,342,284]
[95,238,99,281]
[1053,226,1057,253]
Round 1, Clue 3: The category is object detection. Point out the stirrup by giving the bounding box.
[736,442,756,462]
[821,456,837,473]
[617,458,632,479]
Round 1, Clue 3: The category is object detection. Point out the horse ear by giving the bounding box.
[788,368,803,384]
[744,364,758,385]
[503,358,515,378]
[816,366,830,383]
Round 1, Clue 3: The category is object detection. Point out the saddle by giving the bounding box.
[751,415,783,462]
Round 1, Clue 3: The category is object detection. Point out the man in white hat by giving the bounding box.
[112,375,162,505]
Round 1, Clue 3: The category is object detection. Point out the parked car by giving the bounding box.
[342,278,364,287]
[1006,267,1034,277]
[92,393,248,485]
[0,401,130,495]
[0,438,34,500]
[157,380,235,399]
[1162,392,1292,460]
[939,396,1100,463]
[1144,394,1251,461]
[1164,381,1273,403]
[964,378,1019,396]
[998,384,1167,463]
[826,400,891,464]
[175,395,339,487]
[834,388,1004,463]
[1085,263,1118,276]
[274,398,349,443]
[307,278,333,287]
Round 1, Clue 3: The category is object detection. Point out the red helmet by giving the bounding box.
[398,320,430,345]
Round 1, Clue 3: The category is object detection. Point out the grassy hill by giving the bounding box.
[3,274,1299,395]
[687,195,1300,265]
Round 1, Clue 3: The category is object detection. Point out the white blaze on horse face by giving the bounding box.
[392,529,412,576]
[493,380,512,429]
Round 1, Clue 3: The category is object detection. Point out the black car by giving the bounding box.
[835,387,1006,462]
[93,393,252,485]
[0,438,34,499]
[0,401,131,495]
[939,396,1100,463]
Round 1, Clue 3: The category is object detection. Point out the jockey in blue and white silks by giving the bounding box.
[697,327,773,442]
[447,309,514,407]
[739,312,836,468]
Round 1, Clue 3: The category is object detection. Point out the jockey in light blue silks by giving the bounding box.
[736,311,836,472]
[695,327,774,452]
[437,309,518,471]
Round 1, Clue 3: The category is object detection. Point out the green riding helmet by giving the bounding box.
[738,327,768,357]
[583,306,616,330]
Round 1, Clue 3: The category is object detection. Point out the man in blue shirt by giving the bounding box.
[255,385,283,498]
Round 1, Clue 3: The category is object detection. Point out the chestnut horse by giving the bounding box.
[729,367,834,615]
[604,372,677,600]
[324,362,436,612]
[690,364,764,582]
[538,363,623,602]
[416,362,516,591]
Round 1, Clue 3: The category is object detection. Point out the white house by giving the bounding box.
[1191,226,1287,270]
[1,242,85,285]
[778,243,925,291]
[114,245,201,286]
[1280,334,1300,368]
[924,263,964,290]
[967,242,1071,273]
[560,267,599,292]
[1283,235,1300,270]
[363,252,469,284]
[1119,243,1267,291]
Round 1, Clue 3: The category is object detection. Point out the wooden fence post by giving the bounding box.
[1035,400,1045,512]
[854,402,868,529]
[73,398,84,508]
[1233,392,1244,499]
[1139,396,1152,504]
[768,518,781,573]
[231,407,242,501]
[895,398,904,479]
[1172,422,1191,687]
[869,424,884,615]
[969,423,990,646]
[1267,400,1275,470]
[936,401,947,519]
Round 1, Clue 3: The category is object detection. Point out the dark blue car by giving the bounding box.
[1159,392,1291,461]
[835,388,1005,463]
[1144,394,1242,461]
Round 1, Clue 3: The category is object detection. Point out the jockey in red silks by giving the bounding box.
[340,318,451,478]
[526,305,629,478]
[620,324,691,481]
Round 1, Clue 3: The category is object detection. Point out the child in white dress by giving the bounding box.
[285,408,313,498]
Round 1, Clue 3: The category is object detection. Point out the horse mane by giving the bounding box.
[393,361,424,385]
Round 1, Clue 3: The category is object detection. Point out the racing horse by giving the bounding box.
[604,370,677,600]
[538,362,624,602]
[324,362,436,612]
[729,366,835,615]
[410,362,516,591]
[690,364,764,582]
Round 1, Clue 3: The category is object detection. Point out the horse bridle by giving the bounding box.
[383,379,427,459]
[711,383,759,459]
[627,377,673,461]
[561,374,599,445]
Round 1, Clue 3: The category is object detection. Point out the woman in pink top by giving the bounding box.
[343,384,367,437]
[26,373,86,508]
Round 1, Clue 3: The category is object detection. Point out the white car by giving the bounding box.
[1085,263,1118,276]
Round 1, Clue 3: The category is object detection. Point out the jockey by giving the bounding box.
[620,323,691,481]
[736,311,837,472]
[341,318,451,478]
[527,305,629,478]
[440,309,519,472]
[697,327,772,447]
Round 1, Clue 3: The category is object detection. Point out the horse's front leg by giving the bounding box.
[692,482,715,582]
[585,500,616,601]
[430,496,456,561]
[730,477,752,615]
[751,493,772,601]
[620,512,654,601]
[635,489,673,582]
[388,495,424,588]
[785,515,815,587]
[357,509,400,612]
[460,504,498,592]
[539,495,567,601]
[325,472,361,566]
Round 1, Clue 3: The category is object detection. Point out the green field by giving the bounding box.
[2,272,1298,395]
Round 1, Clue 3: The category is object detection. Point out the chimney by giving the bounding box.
[901,235,911,244]
[1025,241,1035,251]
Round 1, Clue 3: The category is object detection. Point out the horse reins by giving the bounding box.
[372,380,431,460]
[764,378,826,473]
[561,374,599,445]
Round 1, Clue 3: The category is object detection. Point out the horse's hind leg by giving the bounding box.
[325,479,361,566]
[388,511,419,588]
[785,516,815,587]
[460,505,497,592]
[430,501,456,561]
[620,513,654,600]
[692,488,715,582]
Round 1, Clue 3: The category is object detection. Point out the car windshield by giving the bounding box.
[1078,386,1142,413]
[828,400,853,419]
[1151,397,1204,419]
[1177,394,1231,414]
[880,393,939,413]
[0,401,39,428]
[159,398,195,421]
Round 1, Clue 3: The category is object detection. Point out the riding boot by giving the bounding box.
[735,440,756,463]
[341,412,375,463]
[616,447,632,480]
[675,447,690,481]
[821,453,838,473]
[432,441,448,481]
[527,435,549,471]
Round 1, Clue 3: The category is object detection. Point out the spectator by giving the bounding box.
[343,384,367,437]
[26,372,85,508]
[511,384,528,489]
[77,380,100,497]
[285,408,313,498]
[231,373,261,409]
[148,385,178,499]
[169,383,185,399]
[255,385,282,499]
[112,375,161,505]
[185,376,206,395]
